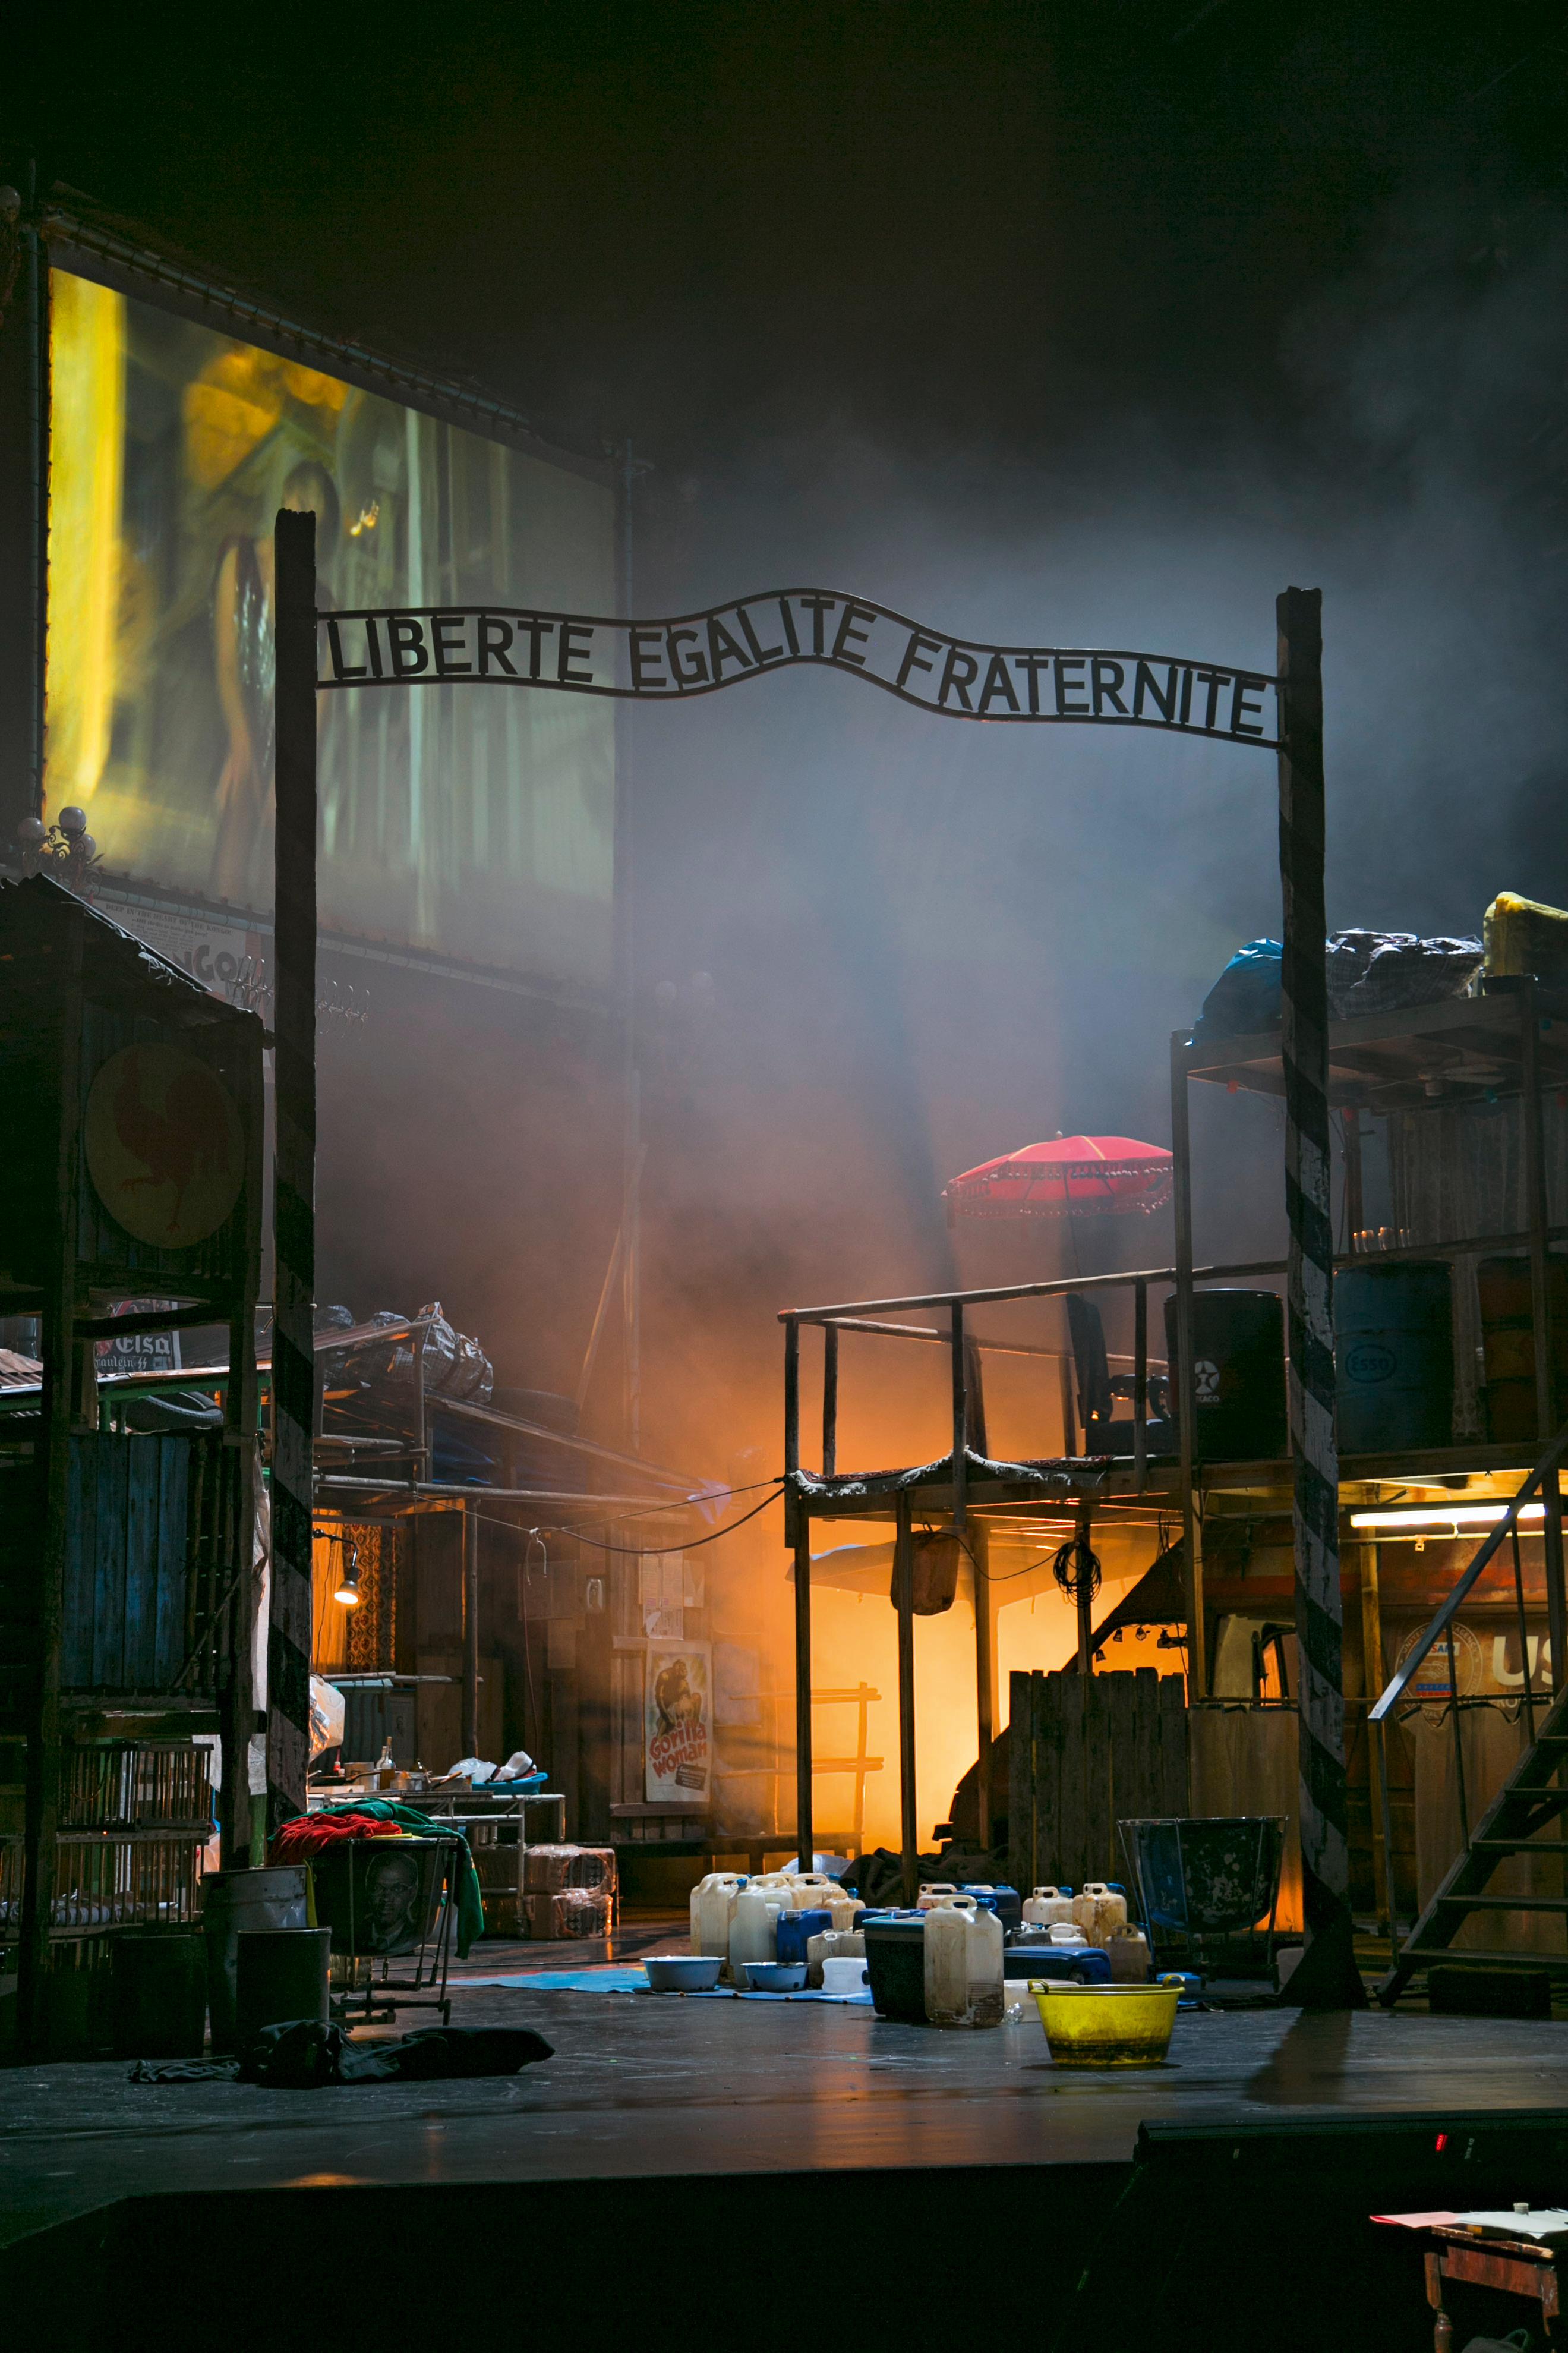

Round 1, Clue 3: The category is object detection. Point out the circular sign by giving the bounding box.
[1194,1357,1222,1402]
[84,1044,244,1248]
[1345,1340,1397,1385]
[1393,1620,1483,1705]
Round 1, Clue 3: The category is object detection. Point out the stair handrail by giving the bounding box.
[1368,1418,1568,1725]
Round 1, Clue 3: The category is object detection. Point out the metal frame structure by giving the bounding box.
[778,976,1568,1913]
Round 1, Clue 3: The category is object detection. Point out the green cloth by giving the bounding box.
[313,1797,486,1958]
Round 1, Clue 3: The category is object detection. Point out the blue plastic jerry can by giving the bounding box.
[775,1908,831,1965]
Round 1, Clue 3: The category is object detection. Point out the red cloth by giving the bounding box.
[270,1812,408,1861]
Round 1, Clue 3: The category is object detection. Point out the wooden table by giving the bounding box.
[1425,2227,1564,2349]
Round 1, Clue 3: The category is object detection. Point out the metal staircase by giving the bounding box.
[1373,1423,1568,2005]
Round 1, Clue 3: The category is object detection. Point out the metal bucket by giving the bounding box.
[235,1926,329,2045]
[111,1926,207,2059]
[201,1866,311,2053]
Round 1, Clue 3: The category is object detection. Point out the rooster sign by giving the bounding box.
[84,1044,244,1248]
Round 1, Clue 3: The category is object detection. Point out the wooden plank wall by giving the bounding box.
[1009,1667,1188,1894]
[62,1434,197,1691]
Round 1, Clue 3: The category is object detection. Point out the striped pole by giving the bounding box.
[267,509,317,1833]
[1277,587,1364,2008]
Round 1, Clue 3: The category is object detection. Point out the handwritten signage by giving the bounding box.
[318,590,1279,748]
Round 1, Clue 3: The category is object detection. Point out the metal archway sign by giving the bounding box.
[270,515,1356,2006]
[316,588,1283,750]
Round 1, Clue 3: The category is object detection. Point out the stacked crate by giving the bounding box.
[523,1844,617,1939]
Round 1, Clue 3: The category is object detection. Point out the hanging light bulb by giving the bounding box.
[334,1536,361,1607]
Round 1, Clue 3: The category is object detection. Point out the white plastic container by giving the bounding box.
[785,1873,842,1909]
[923,1894,1005,2028]
[1047,1922,1089,1946]
[825,1891,862,1933]
[1071,1882,1129,1946]
[821,1955,871,1996]
[1105,1924,1152,1983]
[805,1925,865,1985]
[1022,1886,1075,1929]
[917,1882,960,1911]
[729,1883,787,1979]
[689,1872,746,1966]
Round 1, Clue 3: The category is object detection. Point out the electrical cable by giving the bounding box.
[463,1480,786,1559]
[1052,1530,1103,1606]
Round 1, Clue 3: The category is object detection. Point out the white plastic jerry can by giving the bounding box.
[1071,1882,1129,1946]
[1047,1921,1089,1946]
[787,1873,841,1909]
[917,1882,960,1911]
[1023,1886,1075,1928]
[1105,1924,1152,1983]
[690,1872,746,1961]
[966,1901,1005,2028]
[826,1890,862,1933]
[729,1883,785,1980]
[805,1925,866,1986]
[923,1895,1005,2028]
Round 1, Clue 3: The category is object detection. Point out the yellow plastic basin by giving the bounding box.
[1030,1979,1180,2067]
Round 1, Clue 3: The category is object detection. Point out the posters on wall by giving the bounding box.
[45,265,616,986]
[645,1639,712,1806]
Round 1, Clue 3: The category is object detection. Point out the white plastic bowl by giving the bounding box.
[643,1955,724,1992]
[741,1960,809,1992]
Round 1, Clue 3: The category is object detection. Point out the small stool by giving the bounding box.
[1425,2226,1564,2350]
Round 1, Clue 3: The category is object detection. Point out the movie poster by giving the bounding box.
[45,266,616,985]
[645,1639,712,1806]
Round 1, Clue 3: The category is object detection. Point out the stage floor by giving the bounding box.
[8,1926,1568,2249]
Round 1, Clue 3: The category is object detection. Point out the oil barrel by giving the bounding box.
[1163,1289,1286,1462]
[1335,1259,1453,1454]
[1478,1255,1568,1444]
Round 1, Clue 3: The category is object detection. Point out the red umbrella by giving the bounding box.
[942,1134,1173,1222]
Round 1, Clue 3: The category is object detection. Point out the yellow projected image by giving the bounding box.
[45,267,616,985]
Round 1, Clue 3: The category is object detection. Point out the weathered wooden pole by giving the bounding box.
[462,1505,481,1758]
[267,509,317,1831]
[894,1489,918,1905]
[1276,585,1364,2007]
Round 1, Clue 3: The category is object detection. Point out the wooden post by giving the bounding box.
[220,1026,264,1870]
[793,1498,813,1872]
[1058,1323,1077,1457]
[895,1491,918,1905]
[783,1316,800,1482]
[1276,584,1362,2007]
[1133,1278,1148,1495]
[1358,1540,1388,1930]
[972,1516,995,1853]
[1520,981,1567,1686]
[1169,1029,1206,1697]
[267,508,317,1832]
[19,914,83,2053]
[950,1301,968,1535]
[821,1322,838,1477]
[1343,1108,1365,1250]
[462,1505,481,1758]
